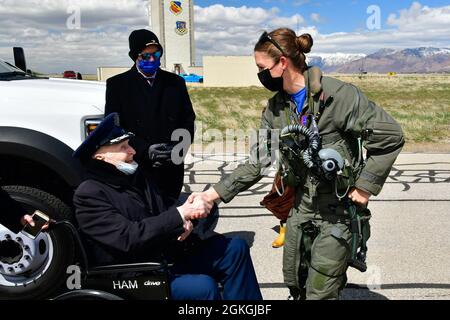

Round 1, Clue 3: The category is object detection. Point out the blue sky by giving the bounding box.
[193,0,450,57]
[0,0,449,73]
[196,0,450,33]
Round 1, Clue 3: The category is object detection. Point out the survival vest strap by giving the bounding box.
[313,91,341,145]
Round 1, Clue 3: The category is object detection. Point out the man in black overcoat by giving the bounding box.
[105,29,195,201]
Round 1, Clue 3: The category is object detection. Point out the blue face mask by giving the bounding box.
[116,161,139,175]
[137,59,160,75]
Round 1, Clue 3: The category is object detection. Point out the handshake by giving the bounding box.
[176,189,220,241]
[178,189,220,220]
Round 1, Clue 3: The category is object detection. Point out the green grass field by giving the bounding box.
[188,74,450,152]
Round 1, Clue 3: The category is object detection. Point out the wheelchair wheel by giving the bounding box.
[52,289,123,300]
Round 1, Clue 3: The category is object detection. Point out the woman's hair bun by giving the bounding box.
[296,33,313,54]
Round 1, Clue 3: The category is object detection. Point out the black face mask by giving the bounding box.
[257,68,284,92]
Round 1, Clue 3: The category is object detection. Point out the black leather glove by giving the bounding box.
[148,143,174,167]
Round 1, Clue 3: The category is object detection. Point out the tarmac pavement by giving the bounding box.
[183,152,450,300]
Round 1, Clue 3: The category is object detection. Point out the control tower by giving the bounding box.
[148,0,196,73]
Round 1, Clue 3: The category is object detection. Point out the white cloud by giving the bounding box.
[0,0,149,73]
[310,13,321,23]
[269,14,305,29]
[193,4,306,60]
[195,1,450,59]
[296,26,320,38]
[387,1,450,32]
[0,1,449,73]
[194,4,276,28]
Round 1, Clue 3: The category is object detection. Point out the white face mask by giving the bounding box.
[115,161,139,175]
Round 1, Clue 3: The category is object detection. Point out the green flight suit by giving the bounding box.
[213,67,404,299]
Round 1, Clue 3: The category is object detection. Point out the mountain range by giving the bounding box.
[307,47,450,73]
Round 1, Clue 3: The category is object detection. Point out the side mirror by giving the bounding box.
[13,47,27,72]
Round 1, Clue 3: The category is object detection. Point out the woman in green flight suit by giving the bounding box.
[192,28,404,300]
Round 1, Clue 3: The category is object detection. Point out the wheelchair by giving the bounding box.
[50,220,172,300]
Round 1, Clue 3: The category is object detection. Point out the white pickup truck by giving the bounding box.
[0,49,105,299]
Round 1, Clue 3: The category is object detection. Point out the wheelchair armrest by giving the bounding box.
[88,262,172,275]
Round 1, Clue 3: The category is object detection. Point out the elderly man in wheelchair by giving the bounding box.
[53,113,262,301]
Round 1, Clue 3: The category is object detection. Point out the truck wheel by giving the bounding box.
[0,186,74,299]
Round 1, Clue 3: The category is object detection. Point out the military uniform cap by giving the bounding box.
[73,112,135,159]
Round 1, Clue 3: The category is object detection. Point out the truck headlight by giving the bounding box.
[84,119,102,138]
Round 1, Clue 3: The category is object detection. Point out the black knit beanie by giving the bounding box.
[128,29,163,61]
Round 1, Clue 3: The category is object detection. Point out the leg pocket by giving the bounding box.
[306,222,351,300]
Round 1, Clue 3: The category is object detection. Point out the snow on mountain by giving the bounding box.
[307,53,366,72]
[306,47,450,73]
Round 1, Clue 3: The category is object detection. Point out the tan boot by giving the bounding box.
[272,225,286,248]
